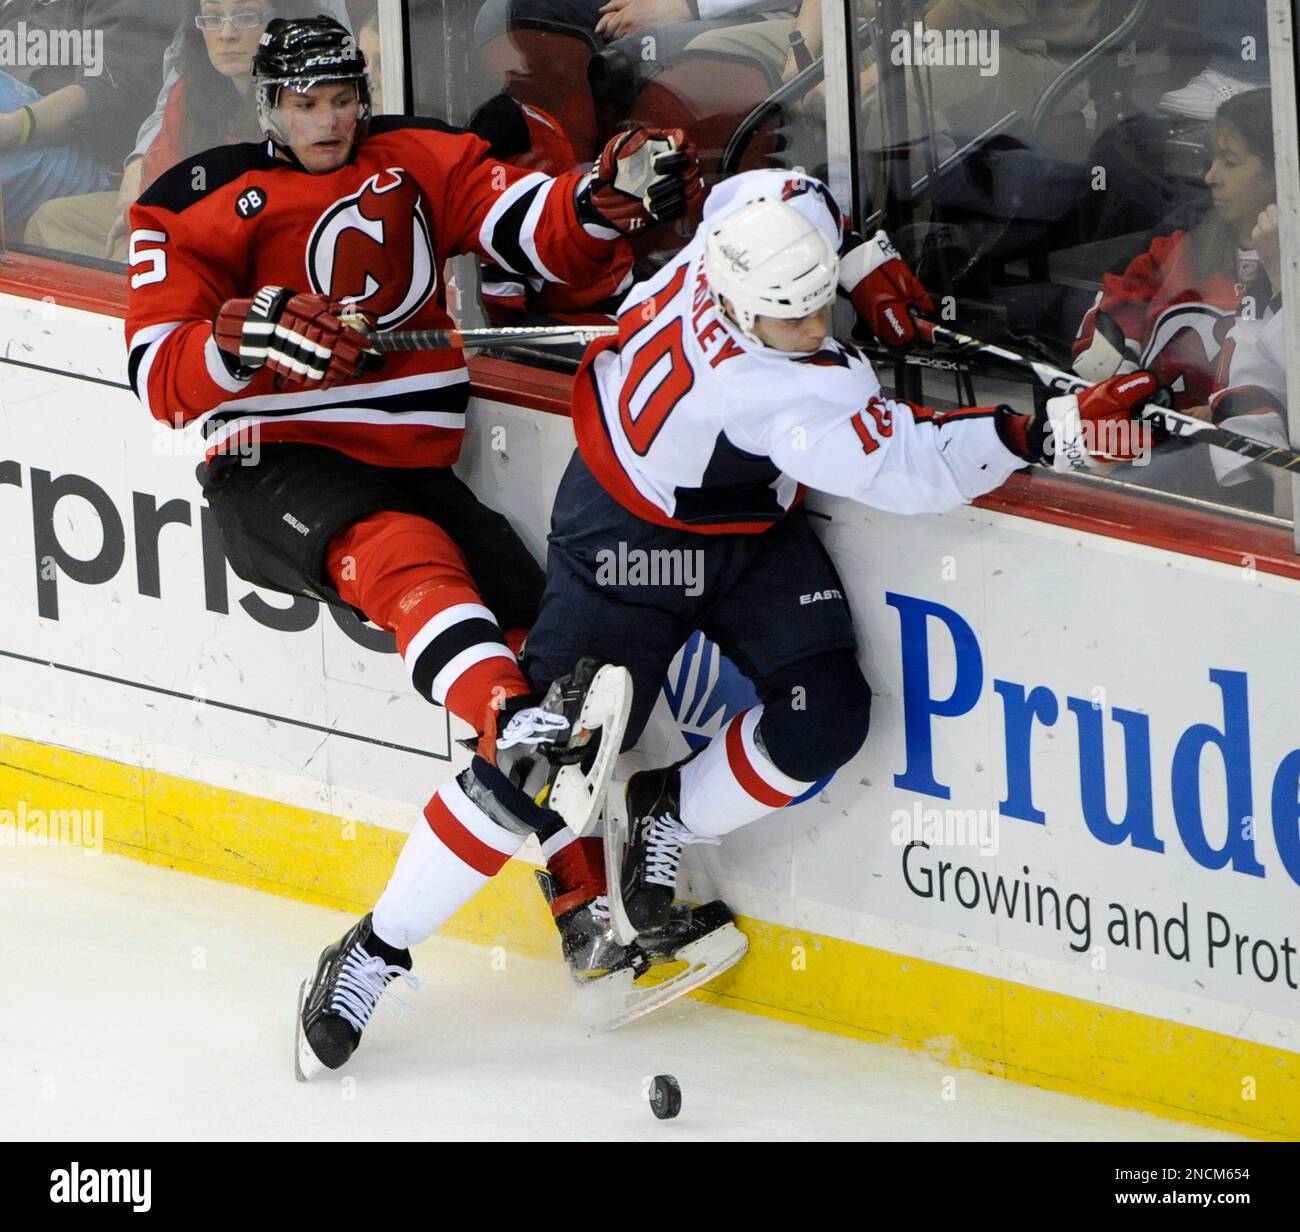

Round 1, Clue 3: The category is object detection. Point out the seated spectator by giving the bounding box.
[468,92,635,327]
[473,0,796,161]
[764,0,1120,158]
[1073,90,1276,410]
[323,15,626,335]
[1159,0,1270,120]
[1204,205,1289,516]
[1074,90,1280,511]
[0,1,171,237]
[24,0,287,262]
[22,0,349,263]
[136,2,278,185]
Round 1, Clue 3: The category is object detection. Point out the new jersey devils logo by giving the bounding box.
[1141,303,1231,408]
[306,168,437,329]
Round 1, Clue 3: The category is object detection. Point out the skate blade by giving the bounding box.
[578,923,749,1031]
[294,979,324,1083]
[549,664,631,837]
[601,797,638,946]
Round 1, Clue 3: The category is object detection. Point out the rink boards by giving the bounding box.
[1,292,1297,1138]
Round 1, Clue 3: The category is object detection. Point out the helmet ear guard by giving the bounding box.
[703,198,839,347]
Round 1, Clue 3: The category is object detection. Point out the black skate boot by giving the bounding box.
[639,899,739,963]
[536,868,747,1028]
[535,870,649,981]
[620,762,720,934]
[294,913,420,1082]
[470,658,632,837]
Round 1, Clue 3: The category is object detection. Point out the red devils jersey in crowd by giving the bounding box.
[126,116,628,467]
[474,100,634,326]
[1073,227,1273,413]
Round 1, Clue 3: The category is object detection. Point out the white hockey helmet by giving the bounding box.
[703,197,839,346]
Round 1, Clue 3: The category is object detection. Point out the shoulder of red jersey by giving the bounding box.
[136,141,280,214]
[136,119,481,217]
[366,114,467,140]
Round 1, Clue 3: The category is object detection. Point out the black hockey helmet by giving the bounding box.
[252,17,372,151]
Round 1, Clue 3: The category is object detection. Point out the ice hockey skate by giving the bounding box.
[294,913,421,1082]
[604,760,722,941]
[486,658,632,839]
[537,869,748,1029]
[535,869,649,982]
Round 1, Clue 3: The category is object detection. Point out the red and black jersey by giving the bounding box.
[468,97,634,326]
[126,115,620,468]
[1072,226,1273,413]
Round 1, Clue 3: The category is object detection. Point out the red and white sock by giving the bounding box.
[680,707,814,839]
[397,590,524,720]
[539,828,606,917]
[372,772,527,949]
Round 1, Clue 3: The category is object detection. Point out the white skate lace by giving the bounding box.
[589,896,611,921]
[331,948,422,1033]
[497,706,570,751]
[644,815,720,889]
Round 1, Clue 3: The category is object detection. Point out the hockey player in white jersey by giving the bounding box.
[520,167,1159,947]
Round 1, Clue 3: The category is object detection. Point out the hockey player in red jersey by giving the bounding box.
[519,168,1161,950]
[124,16,709,1077]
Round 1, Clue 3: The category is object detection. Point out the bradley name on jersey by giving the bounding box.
[125,116,627,469]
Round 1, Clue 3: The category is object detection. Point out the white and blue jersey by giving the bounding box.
[571,168,1023,534]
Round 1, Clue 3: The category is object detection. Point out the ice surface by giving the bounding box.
[1,846,1237,1141]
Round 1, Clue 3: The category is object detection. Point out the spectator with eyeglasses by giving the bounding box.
[22,0,334,262]
[0,0,171,235]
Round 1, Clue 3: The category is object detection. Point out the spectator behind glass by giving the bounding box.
[1073,90,1277,412]
[23,0,284,263]
[473,0,795,161]
[467,92,635,327]
[1074,89,1279,512]
[0,1,171,236]
[766,0,1117,157]
[1159,0,1270,120]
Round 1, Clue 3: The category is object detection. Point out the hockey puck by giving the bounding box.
[648,1074,681,1120]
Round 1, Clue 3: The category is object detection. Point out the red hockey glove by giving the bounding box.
[997,371,1159,471]
[214,287,383,389]
[579,125,705,235]
[839,230,933,348]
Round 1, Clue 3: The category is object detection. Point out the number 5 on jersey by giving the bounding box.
[129,230,168,290]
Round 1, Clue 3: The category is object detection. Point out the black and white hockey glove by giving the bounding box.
[214,287,383,389]
[576,125,705,236]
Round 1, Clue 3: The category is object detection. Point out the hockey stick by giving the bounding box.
[364,324,618,352]
[915,318,1300,475]
[360,316,1300,474]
